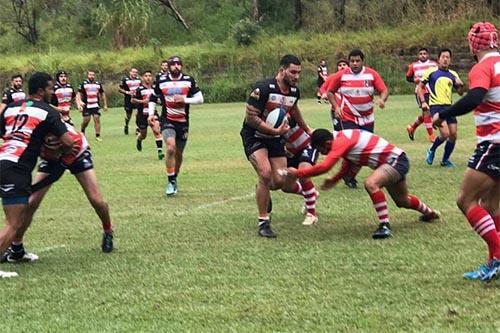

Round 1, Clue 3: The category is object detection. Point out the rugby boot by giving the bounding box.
[372,222,392,239]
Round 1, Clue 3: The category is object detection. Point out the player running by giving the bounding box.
[405,48,438,142]
[241,54,312,238]
[155,60,169,83]
[0,72,74,278]
[131,70,164,159]
[119,68,141,135]
[51,71,76,124]
[0,74,26,114]
[420,49,464,168]
[76,70,108,142]
[284,129,439,239]
[149,56,204,196]
[432,22,500,282]
[1,121,114,264]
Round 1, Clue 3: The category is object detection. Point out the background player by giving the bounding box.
[241,54,311,238]
[284,129,439,239]
[51,70,76,124]
[148,56,204,196]
[119,68,141,135]
[131,70,164,159]
[432,22,500,282]
[405,48,438,142]
[325,49,389,188]
[0,74,25,114]
[76,70,108,142]
[316,59,328,103]
[0,72,74,278]
[155,60,169,83]
[420,48,464,168]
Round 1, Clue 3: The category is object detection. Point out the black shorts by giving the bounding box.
[38,149,94,176]
[415,93,430,108]
[430,105,457,124]
[240,127,286,159]
[161,121,189,150]
[0,160,32,200]
[124,102,136,113]
[82,107,101,117]
[333,120,374,133]
[287,146,319,168]
[386,153,410,180]
[468,141,500,181]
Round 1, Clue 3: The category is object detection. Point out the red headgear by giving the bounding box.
[468,22,498,55]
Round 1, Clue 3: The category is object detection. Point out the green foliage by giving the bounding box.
[232,18,260,46]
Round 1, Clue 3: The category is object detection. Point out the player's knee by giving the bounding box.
[448,132,457,142]
[394,197,409,208]
[258,169,272,186]
[456,191,471,214]
[363,178,379,194]
[166,144,176,155]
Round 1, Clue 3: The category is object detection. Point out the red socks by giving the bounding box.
[408,195,432,216]
[301,180,317,216]
[466,205,500,260]
[369,190,389,224]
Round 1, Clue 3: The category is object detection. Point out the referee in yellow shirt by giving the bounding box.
[418,48,464,167]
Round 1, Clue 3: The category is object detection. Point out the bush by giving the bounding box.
[232,18,260,46]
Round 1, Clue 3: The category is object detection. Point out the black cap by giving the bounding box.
[167,56,183,65]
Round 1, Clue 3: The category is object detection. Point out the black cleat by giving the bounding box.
[258,221,277,238]
[102,232,114,253]
[0,247,38,263]
[136,140,142,151]
[343,176,358,189]
[372,222,392,239]
[267,197,273,214]
[124,126,129,135]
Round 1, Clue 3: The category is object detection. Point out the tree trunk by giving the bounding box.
[294,0,302,29]
[155,0,190,31]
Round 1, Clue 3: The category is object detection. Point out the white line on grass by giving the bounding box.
[173,192,255,216]
[36,244,67,253]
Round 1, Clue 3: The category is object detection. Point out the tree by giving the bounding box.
[154,0,190,31]
[9,0,39,45]
[294,0,302,29]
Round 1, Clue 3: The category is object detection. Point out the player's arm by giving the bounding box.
[245,104,288,136]
[452,71,465,96]
[131,88,143,105]
[325,73,342,118]
[76,84,85,111]
[416,82,429,111]
[183,91,204,104]
[322,159,352,190]
[0,92,9,114]
[435,88,488,123]
[405,64,415,83]
[100,85,108,111]
[374,72,389,109]
[118,79,130,96]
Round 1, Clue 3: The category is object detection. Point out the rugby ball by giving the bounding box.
[43,133,61,150]
[266,107,287,128]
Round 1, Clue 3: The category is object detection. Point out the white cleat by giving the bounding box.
[0,270,19,278]
[302,213,318,226]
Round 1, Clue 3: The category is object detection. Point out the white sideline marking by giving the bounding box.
[173,192,254,216]
[36,244,66,253]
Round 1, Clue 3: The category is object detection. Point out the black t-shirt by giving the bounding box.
[0,100,68,171]
[243,77,300,137]
[2,88,26,105]
[119,76,142,105]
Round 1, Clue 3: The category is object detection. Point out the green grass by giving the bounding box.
[1,95,499,332]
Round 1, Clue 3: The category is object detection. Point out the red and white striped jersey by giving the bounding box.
[0,100,67,170]
[153,73,200,123]
[40,122,89,166]
[468,52,500,143]
[406,59,437,93]
[52,83,75,114]
[296,129,404,178]
[284,120,310,156]
[325,67,387,126]
[2,88,26,105]
[78,80,104,109]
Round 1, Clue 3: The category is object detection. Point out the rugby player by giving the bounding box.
[148,56,204,196]
[1,121,114,264]
[131,70,164,159]
[316,59,328,103]
[155,60,169,83]
[241,54,312,238]
[0,74,26,114]
[405,48,438,142]
[119,68,141,135]
[51,71,76,124]
[76,70,108,142]
[420,49,464,168]
[325,49,389,189]
[0,72,74,278]
[432,22,500,282]
[284,129,439,239]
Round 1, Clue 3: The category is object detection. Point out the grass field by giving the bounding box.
[0,96,499,332]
